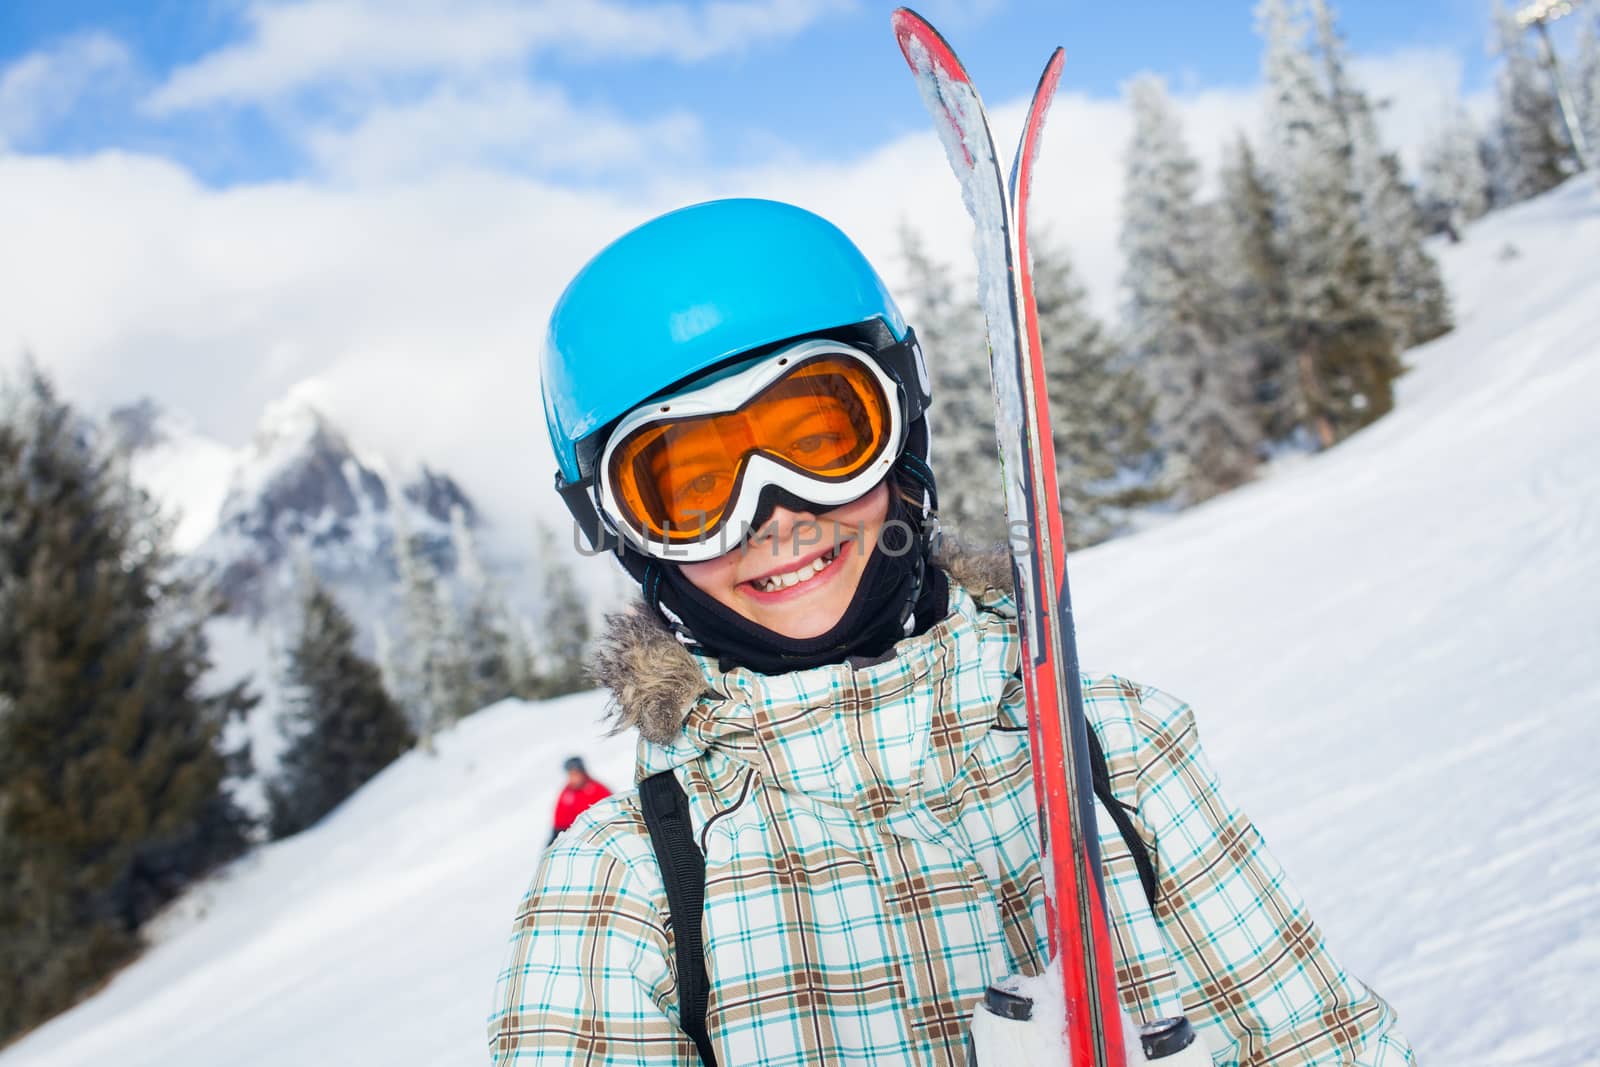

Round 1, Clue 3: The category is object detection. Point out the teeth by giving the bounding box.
[755,546,840,593]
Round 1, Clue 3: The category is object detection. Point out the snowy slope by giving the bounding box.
[4,179,1597,1067]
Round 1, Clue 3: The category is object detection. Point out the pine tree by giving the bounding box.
[895,224,1005,545]
[503,609,545,701]
[1121,75,1259,503]
[1257,0,1400,445]
[1215,134,1297,445]
[1577,21,1600,168]
[531,524,590,698]
[267,578,413,839]
[0,365,252,1042]
[1493,2,1573,202]
[1369,151,1453,348]
[1311,0,1452,351]
[449,505,516,713]
[1420,106,1492,238]
[374,618,400,709]
[388,498,472,748]
[1032,229,1162,546]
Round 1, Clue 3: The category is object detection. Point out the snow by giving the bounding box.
[986,961,1158,1062]
[2,691,635,1067]
[204,613,285,821]
[120,407,239,552]
[229,388,332,501]
[4,178,1599,1066]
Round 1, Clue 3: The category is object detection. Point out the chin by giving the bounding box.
[759,611,844,640]
[745,594,853,639]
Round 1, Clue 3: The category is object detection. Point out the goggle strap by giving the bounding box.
[556,470,624,554]
[874,327,931,424]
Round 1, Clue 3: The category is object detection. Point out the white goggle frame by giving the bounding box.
[596,338,907,563]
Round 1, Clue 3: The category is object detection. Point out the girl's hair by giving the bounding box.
[893,478,927,512]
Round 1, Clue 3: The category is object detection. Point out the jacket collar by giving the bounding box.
[588,543,1016,746]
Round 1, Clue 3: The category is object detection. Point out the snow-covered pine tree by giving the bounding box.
[267,576,413,839]
[1215,133,1297,446]
[532,523,589,699]
[388,502,429,742]
[374,618,399,707]
[1257,0,1400,445]
[1420,106,1492,238]
[434,586,474,724]
[449,504,517,713]
[1031,228,1163,545]
[1370,150,1453,347]
[895,224,1004,545]
[0,364,252,1042]
[389,498,468,749]
[1577,20,1600,168]
[1492,1,1574,202]
[1121,75,1259,504]
[1311,0,1452,350]
[503,609,545,701]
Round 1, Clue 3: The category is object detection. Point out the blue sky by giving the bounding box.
[1,0,1504,187]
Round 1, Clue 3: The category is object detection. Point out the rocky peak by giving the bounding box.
[197,397,478,619]
[105,397,168,454]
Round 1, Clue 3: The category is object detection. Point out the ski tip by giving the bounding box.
[1044,46,1066,87]
[1029,49,1066,129]
[889,7,925,41]
[889,7,966,81]
[1030,47,1066,105]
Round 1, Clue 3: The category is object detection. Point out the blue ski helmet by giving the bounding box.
[542,198,923,486]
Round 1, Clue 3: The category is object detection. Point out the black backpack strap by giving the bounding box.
[638,771,718,1067]
[1085,725,1160,910]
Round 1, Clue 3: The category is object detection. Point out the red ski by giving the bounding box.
[891,10,1125,1066]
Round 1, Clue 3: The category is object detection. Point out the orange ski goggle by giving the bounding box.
[597,340,906,560]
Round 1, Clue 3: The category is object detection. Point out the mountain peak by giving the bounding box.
[251,392,346,464]
[106,397,170,455]
[195,392,479,619]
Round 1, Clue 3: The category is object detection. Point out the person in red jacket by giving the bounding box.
[548,757,611,845]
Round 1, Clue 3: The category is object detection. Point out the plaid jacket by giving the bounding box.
[489,571,1414,1066]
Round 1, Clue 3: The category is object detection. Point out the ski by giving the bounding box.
[890,9,1126,1066]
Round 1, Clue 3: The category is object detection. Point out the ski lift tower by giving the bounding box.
[1516,0,1594,171]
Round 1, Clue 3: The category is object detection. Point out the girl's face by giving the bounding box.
[679,481,891,639]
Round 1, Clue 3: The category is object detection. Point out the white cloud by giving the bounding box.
[0,150,660,539]
[146,0,853,114]
[0,42,1476,543]
[0,33,130,147]
[144,0,840,184]
[303,79,704,181]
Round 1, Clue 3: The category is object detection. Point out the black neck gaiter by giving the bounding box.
[646,491,948,675]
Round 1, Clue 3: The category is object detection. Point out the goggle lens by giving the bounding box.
[607,356,892,542]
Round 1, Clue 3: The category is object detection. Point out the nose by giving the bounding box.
[748,504,823,555]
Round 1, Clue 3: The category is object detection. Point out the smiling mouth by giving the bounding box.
[747,543,845,594]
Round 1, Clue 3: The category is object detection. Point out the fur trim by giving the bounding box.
[933,539,1014,598]
[587,605,712,745]
[587,542,1013,744]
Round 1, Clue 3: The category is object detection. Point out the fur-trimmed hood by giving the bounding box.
[586,544,1015,745]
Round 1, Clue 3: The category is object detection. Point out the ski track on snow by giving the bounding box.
[2,181,1597,1067]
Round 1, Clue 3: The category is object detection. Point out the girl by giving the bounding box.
[488,198,1414,1066]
